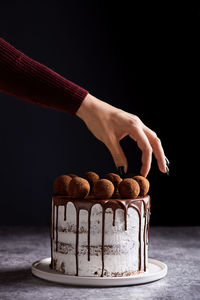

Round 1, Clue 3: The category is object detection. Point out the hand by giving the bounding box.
[76,93,168,177]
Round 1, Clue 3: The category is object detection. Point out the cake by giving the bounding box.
[50,172,151,277]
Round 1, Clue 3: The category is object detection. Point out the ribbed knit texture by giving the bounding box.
[0,38,89,115]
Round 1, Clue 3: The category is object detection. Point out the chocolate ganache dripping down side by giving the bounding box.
[50,193,151,277]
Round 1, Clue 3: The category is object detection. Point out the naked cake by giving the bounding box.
[50,172,151,277]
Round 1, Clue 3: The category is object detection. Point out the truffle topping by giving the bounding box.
[92,179,115,199]
[53,175,72,195]
[118,178,140,198]
[133,176,150,196]
[68,177,90,199]
[83,171,99,188]
[104,173,122,189]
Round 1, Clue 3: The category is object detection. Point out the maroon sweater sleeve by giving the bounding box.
[0,37,89,115]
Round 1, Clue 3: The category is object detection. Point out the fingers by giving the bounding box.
[129,120,167,175]
[105,123,166,177]
[129,127,152,177]
[102,109,167,176]
[105,136,128,173]
[143,125,167,173]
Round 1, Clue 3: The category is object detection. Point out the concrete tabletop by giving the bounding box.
[0,226,199,300]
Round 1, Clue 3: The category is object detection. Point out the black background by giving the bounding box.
[0,1,198,225]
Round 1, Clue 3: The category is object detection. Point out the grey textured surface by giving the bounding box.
[0,226,199,300]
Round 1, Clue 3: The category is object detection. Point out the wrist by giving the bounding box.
[76,93,98,120]
[76,93,117,125]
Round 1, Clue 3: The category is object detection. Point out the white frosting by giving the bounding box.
[51,200,149,277]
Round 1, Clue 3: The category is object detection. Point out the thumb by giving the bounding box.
[105,137,128,174]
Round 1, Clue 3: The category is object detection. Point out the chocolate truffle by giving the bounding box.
[133,176,150,196]
[92,179,115,199]
[104,173,122,189]
[68,177,90,198]
[83,171,99,188]
[53,175,72,195]
[118,178,140,198]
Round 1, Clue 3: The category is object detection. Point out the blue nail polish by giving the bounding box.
[165,156,170,166]
[166,165,170,175]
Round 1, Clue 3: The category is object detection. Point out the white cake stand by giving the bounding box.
[31,258,167,287]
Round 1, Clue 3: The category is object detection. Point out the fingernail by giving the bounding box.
[166,165,170,175]
[165,156,170,166]
[117,166,126,178]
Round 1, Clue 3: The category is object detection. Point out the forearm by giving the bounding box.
[0,37,88,115]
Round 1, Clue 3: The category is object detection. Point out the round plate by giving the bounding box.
[31,258,167,287]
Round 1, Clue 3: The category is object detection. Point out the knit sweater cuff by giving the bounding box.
[0,37,89,115]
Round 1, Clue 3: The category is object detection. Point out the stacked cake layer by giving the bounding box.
[51,195,150,277]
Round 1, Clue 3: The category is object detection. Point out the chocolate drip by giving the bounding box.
[88,208,91,261]
[49,201,54,269]
[129,202,142,270]
[112,208,116,226]
[101,207,105,277]
[142,198,151,271]
[124,207,128,231]
[139,209,142,270]
[55,205,59,252]
[75,208,80,276]
[142,200,147,272]
[64,204,67,221]
[52,203,55,240]
[52,194,150,276]
[143,204,147,272]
